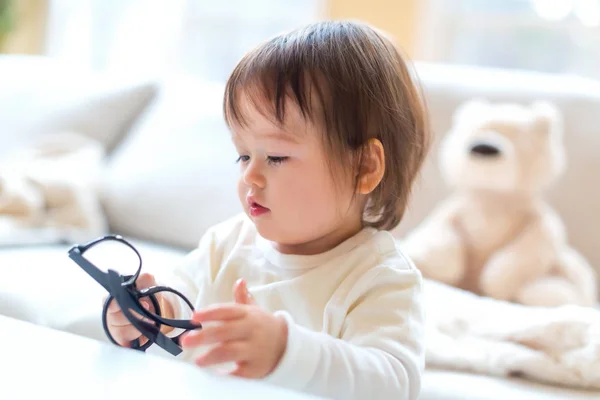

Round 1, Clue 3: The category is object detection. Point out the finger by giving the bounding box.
[192,304,247,324]
[229,362,260,379]
[135,296,156,315]
[233,279,255,305]
[110,302,152,327]
[110,325,143,346]
[106,297,122,314]
[135,273,156,290]
[106,294,152,314]
[108,310,130,327]
[129,304,156,324]
[181,320,250,348]
[195,342,248,367]
[107,295,150,315]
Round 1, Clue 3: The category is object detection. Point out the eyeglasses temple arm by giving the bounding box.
[68,248,112,293]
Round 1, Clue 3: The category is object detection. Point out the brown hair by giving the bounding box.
[224,20,430,231]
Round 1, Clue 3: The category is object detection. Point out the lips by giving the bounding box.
[247,197,269,217]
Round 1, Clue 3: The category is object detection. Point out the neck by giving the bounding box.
[274,216,363,256]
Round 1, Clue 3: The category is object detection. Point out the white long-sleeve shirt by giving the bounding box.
[162,213,426,400]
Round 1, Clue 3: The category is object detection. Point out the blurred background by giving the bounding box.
[1,7,600,393]
[1,0,599,82]
[0,0,599,264]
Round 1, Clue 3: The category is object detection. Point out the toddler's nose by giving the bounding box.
[243,162,266,188]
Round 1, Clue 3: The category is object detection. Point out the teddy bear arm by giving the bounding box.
[403,203,467,285]
[479,211,563,301]
[518,246,598,307]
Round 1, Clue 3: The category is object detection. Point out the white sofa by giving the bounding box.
[1,55,599,399]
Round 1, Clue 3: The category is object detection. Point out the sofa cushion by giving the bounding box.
[100,75,242,250]
[0,55,157,158]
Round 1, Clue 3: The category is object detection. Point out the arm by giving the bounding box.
[264,267,425,400]
[155,230,220,336]
[403,197,466,285]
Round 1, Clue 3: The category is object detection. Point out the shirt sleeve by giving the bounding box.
[157,229,220,329]
[263,265,426,400]
[154,213,249,339]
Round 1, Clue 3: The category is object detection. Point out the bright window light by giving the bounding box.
[530,0,575,21]
[574,0,600,27]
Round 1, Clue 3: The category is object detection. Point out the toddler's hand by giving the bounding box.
[180,279,288,379]
[105,272,157,347]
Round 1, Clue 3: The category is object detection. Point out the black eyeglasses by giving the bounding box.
[67,235,201,356]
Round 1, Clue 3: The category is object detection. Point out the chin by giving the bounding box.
[253,223,276,241]
[247,212,277,239]
[250,215,307,246]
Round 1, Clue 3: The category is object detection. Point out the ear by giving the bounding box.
[357,138,385,195]
[531,101,563,136]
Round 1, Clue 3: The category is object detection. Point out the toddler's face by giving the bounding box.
[231,98,361,255]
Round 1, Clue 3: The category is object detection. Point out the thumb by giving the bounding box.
[233,278,255,305]
[135,273,156,290]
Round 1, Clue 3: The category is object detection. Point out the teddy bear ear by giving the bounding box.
[531,101,564,136]
[452,98,490,124]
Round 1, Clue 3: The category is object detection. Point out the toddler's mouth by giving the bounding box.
[247,197,270,217]
[249,202,269,217]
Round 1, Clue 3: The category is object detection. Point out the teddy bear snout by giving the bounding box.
[470,142,501,157]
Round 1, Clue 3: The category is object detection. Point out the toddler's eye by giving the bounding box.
[236,155,250,163]
[267,156,288,165]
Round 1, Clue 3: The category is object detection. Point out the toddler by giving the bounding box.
[106,20,430,400]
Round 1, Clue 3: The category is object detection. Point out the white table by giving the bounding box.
[0,315,321,399]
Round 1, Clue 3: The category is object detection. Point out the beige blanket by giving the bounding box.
[0,132,107,246]
[424,279,600,390]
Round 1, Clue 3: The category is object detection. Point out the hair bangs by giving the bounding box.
[223,37,326,131]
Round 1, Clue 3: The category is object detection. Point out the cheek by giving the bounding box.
[237,177,247,206]
[277,164,350,216]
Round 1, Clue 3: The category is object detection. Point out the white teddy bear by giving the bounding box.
[403,99,598,307]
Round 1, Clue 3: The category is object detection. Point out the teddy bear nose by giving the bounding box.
[470,143,501,157]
